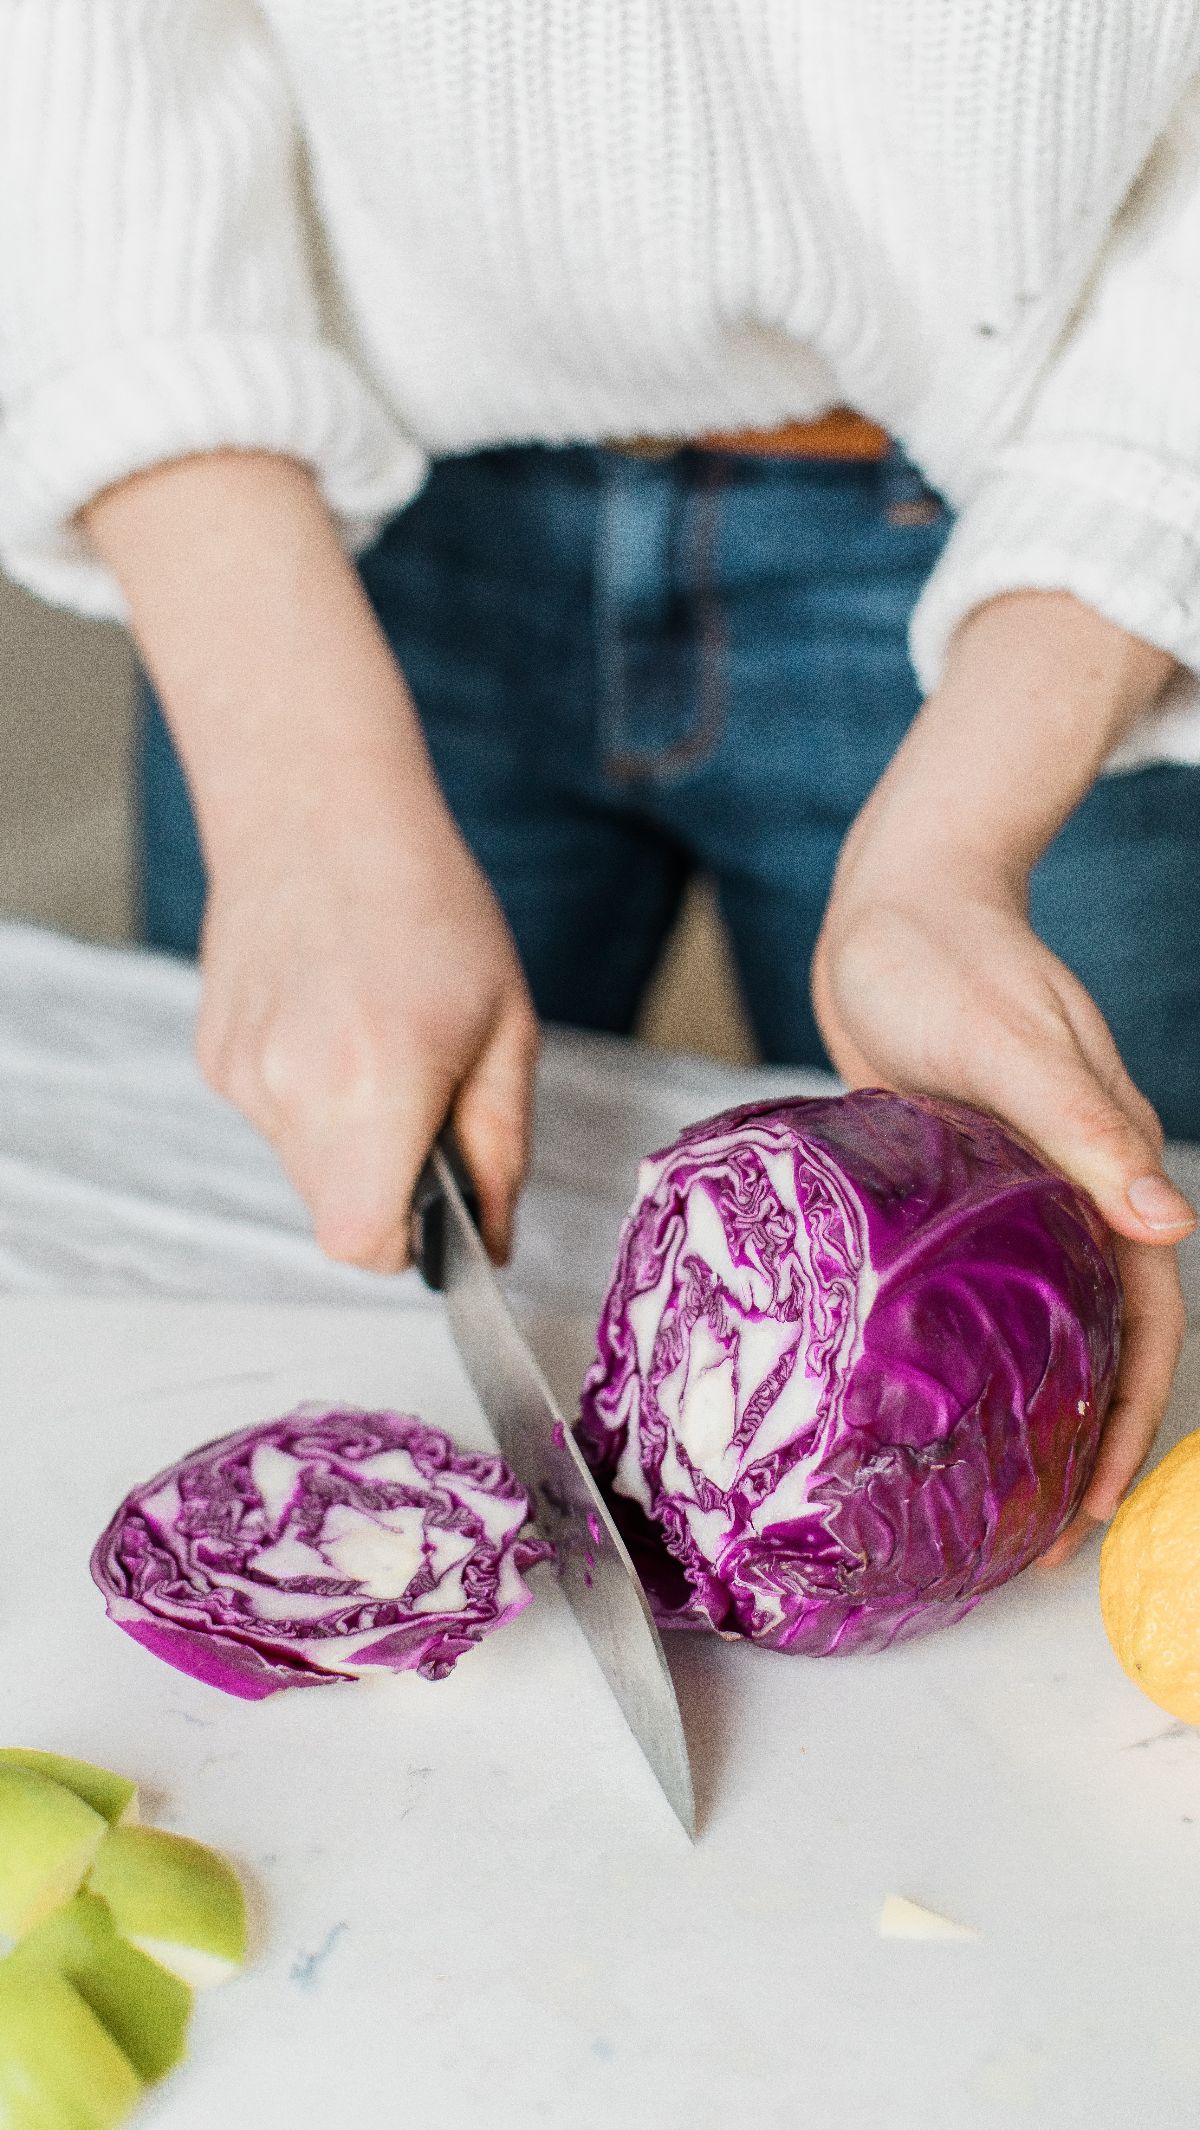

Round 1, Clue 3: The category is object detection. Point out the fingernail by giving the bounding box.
[1127,1174,1196,1232]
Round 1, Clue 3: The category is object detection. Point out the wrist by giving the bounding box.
[201,720,452,890]
[84,450,450,884]
[844,591,1178,893]
[832,766,1030,914]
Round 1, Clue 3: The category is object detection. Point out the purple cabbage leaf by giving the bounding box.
[91,1406,553,1697]
[577,1092,1121,1656]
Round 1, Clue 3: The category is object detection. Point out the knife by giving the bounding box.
[413,1137,696,1839]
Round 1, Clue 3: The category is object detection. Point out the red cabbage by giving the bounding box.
[578,1092,1121,1655]
[91,1407,552,1697]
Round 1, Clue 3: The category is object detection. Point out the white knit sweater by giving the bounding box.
[3,1,1200,766]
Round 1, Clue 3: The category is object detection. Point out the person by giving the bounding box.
[2,3,1198,1568]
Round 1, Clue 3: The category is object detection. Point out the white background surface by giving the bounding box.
[3,1300,1199,2130]
[2,924,1199,2129]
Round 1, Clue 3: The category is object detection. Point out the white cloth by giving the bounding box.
[2,4,1200,765]
[1,923,1198,1333]
[0,923,828,1315]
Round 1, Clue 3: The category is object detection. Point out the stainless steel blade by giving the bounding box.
[429,1147,696,1839]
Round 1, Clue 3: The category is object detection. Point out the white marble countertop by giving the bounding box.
[1,923,1198,2130]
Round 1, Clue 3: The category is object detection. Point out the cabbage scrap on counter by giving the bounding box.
[91,1408,552,1698]
[578,1091,1121,1655]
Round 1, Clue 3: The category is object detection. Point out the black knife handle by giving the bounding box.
[413,1131,482,1292]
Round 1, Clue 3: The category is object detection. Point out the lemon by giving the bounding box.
[1100,1428,1200,1726]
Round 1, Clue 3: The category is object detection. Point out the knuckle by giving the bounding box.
[314,1210,408,1274]
[1102,1069,1165,1153]
[466,1114,530,1192]
[1137,1101,1166,1155]
[197,1031,266,1124]
[1060,1095,1142,1167]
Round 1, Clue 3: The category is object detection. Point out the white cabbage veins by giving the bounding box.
[579,1094,1121,1654]
[91,1407,552,1695]
[610,1121,870,1568]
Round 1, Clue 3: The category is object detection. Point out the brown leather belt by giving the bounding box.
[614,408,891,462]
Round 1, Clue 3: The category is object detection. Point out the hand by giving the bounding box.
[80,451,540,1273]
[197,796,538,1272]
[812,859,1194,1565]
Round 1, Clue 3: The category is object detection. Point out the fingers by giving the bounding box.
[809,930,878,1089]
[276,999,539,1275]
[1035,1514,1096,1573]
[813,894,1196,1247]
[1082,1236,1187,1519]
[1038,1237,1187,1571]
[192,797,541,1276]
[452,998,541,1264]
[814,886,1193,1593]
[204,981,539,1276]
[958,1001,1194,1249]
[280,1081,455,1273]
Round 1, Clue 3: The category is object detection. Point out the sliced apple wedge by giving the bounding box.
[8,1892,191,2084]
[0,1753,138,1829]
[0,1770,107,1939]
[88,1827,246,1990]
[0,1964,142,2129]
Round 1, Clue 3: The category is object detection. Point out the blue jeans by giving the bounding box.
[139,444,1200,1136]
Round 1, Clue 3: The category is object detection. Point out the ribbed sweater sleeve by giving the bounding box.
[911,74,1200,697]
[0,0,424,617]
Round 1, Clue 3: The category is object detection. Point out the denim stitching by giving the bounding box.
[595,454,632,782]
[599,453,729,786]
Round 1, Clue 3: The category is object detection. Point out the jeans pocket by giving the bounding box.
[595,454,729,785]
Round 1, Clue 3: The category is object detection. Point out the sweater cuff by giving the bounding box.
[0,333,427,618]
[910,443,1200,699]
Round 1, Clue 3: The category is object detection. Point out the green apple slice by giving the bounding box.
[8,1892,191,2085]
[0,1771,107,1939]
[0,1964,142,2129]
[88,1827,246,1990]
[0,1755,137,1830]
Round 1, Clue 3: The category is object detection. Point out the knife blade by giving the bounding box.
[414,1140,696,1839]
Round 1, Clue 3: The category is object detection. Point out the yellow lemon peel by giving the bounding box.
[1100,1428,1200,1727]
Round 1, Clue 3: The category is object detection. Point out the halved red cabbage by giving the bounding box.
[91,1407,552,1697]
[578,1092,1121,1656]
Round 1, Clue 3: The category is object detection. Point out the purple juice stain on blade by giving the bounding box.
[551,1421,567,1448]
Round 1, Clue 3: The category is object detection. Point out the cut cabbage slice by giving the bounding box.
[0,1753,138,1829]
[91,1405,552,1696]
[88,1828,246,1991]
[0,1771,107,1939]
[0,1964,142,2129]
[8,1892,190,2084]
